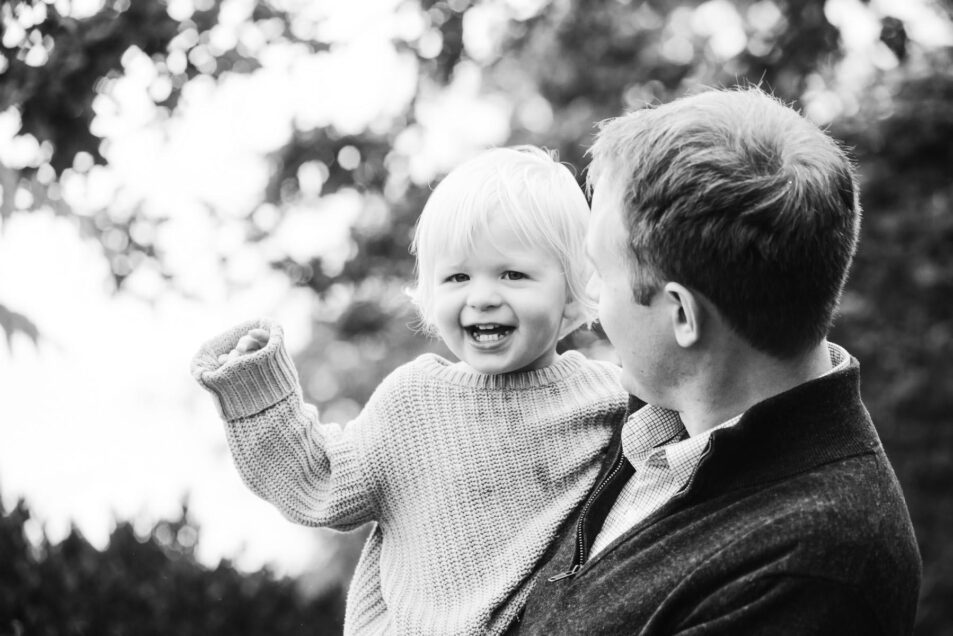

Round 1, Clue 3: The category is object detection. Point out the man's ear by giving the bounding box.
[558,298,586,340]
[663,282,702,348]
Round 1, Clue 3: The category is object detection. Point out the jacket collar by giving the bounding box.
[575,357,879,569]
[680,357,881,502]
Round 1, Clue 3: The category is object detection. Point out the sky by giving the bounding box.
[1,0,950,579]
[0,208,327,573]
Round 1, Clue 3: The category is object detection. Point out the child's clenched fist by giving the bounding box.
[217,327,269,365]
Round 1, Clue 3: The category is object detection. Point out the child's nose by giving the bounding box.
[467,279,502,310]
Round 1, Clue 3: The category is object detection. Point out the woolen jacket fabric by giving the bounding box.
[516,358,922,635]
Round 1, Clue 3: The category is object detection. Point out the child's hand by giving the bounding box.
[217,328,270,365]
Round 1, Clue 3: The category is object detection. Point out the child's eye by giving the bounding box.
[502,271,527,281]
[444,273,469,283]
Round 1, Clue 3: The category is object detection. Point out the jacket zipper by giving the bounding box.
[545,435,714,583]
[547,451,627,582]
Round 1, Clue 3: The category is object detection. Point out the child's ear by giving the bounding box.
[663,282,702,348]
[558,298,586,340]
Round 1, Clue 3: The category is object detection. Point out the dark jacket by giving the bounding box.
[517,360,921,635]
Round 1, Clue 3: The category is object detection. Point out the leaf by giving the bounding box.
[0,303,40,349]
[880,16,907,62]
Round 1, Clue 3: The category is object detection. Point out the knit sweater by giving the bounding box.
[191,319,628,635]
[515,357,922,635]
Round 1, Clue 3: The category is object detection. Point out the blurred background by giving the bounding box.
[0,0,950,632]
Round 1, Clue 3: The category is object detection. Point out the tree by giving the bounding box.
[0,492,345,634]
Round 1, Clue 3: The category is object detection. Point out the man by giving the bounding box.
[517,88,921,634]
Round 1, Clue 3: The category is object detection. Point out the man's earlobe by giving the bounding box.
[664,283,701,348]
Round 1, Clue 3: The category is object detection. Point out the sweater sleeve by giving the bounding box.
[191,319,377,530]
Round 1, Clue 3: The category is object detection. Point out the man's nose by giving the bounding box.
[586,274,601,302]
[467,278,502,310]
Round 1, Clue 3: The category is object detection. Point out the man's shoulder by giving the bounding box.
[731,474,903,552]
[685,458,920,633]
[717,448,915,550]
[677,449,920,619]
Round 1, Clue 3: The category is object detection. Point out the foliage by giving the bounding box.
[0,302,38,349]
[0,493,344,635]
[829,57,953,633]
[1,0,952,632]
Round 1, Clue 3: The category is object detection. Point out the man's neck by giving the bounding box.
[677,340,833,437]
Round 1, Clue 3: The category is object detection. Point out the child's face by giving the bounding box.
[430,218,576,375]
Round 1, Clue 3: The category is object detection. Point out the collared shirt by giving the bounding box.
[588,342,851,558]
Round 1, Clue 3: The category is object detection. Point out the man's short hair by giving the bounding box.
[587,88,861,359]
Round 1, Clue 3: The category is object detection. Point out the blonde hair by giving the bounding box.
[409,146,594,332]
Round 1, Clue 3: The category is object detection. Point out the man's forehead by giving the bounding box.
[590,175,626,225]
[587,187,626,259]
[591,169,626,205]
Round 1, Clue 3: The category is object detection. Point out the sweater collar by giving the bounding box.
[418,350,589,389]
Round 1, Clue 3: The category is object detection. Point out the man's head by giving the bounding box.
[586,88,861,361]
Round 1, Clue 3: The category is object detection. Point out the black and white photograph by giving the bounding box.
[1,0,949,633]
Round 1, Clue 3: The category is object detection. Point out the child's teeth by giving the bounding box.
[469,324,512,342]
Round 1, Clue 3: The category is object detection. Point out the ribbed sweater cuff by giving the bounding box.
[190,318,300,421]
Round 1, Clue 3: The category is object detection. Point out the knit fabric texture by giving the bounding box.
[191,319,628,635]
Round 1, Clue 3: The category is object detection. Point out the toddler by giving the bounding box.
[191,147,628,635]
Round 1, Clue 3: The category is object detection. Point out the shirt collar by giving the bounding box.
[619,405,686,470]
[826,342,850,374]
[620,342,853,473]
